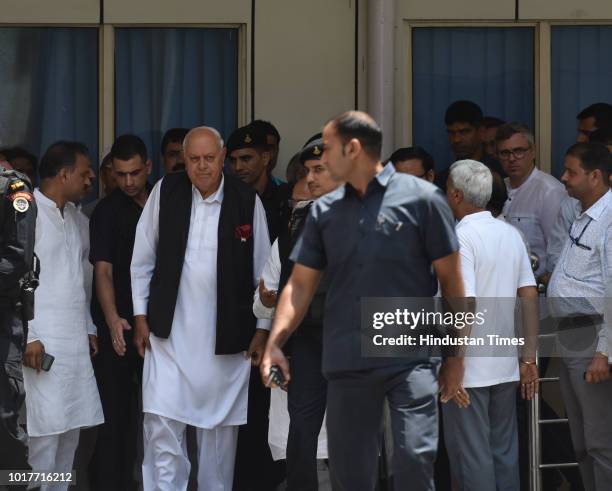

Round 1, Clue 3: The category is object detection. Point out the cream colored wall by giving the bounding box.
[520,0,612,20]
[0,0,99,24]
[103,0,250,24]
[397,0,515,21]
[254,0,356,177]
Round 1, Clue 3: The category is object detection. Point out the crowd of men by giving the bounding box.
[0,100,611,491]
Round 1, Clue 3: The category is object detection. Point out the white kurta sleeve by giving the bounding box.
[77,209,97,336]
[253,238,281,320]
[457,230,476,298]
[252,195,272,330]
[131,180,162,317]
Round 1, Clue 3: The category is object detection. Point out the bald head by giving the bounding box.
[326,111,382,159]
[183,126,226,199]
[183,126,224,152]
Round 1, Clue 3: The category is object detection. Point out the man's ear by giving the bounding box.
[145,159,153,176]
[261,150,271,168]
[346,138,361,159]
[58,166,70,182]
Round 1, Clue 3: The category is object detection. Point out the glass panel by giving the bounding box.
[115,27,239,181]
[412,27,535,172]
[551,26,612,177]
[0,27,98,185]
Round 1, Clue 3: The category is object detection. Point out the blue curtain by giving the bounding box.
[412,27,534,171]
[115,28,239,182]
[0,27,98,167]
[551,26,612,177]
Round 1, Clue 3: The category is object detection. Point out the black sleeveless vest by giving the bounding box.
[147,171,258,354]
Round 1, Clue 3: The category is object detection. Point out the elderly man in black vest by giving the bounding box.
[131,126,271,490]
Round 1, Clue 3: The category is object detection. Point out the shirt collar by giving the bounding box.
[192,174,224,204]
[505,166,539,192]
[457,210,492,227]
[343,162,394,199]
[34,188,77,211]
[582,189,612,221]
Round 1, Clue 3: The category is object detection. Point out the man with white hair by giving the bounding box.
[444,159,539,490]
[131,127,271,490]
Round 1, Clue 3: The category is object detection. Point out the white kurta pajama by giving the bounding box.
[23,190,103,491]
[131,176,270,491]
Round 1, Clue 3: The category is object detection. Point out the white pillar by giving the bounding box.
[367,0,395,159]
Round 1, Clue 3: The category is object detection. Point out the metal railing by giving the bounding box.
[529,333,579,490]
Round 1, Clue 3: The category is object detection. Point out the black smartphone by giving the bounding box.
[268,365,286,389]
[41,352,55,372]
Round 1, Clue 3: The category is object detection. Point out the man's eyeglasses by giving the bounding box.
[568,217,593,251]
[498,147,531,160]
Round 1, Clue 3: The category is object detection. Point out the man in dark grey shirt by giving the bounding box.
[261,111,465,491]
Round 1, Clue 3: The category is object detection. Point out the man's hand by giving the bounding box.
[585,352,611,384]
[108,317,132,356]
[439,357,465,403]
[23,340,45,372]
[133,316,151,358]
[246,329,269,367]
[89,335,99,358]
[519,361,539,400]
[258,279,278,308]
[452,386,470,408]
[260,344,290,389]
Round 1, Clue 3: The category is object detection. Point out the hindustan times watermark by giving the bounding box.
[360,297,610,359]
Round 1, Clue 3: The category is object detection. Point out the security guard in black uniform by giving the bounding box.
[0,163,37,473]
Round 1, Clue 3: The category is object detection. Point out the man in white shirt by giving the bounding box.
[444,159,539,491]
[22,141,103,490]
[131,127,271,491]
[497,123,567,282]
[548,142,612,491]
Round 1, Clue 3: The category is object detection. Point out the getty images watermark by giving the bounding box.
[360,297,609,359]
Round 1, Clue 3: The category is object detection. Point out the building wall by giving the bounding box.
[4,0,612,175]
[1,0,356,177]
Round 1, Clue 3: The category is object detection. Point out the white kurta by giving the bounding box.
[23,190,103,437]
[131,176,271,429]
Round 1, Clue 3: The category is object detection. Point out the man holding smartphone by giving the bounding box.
[22,141,103,484]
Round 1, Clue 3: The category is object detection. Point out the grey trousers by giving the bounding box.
[326,362,439,491]
[560,357,612,491]
[442,381,519,491]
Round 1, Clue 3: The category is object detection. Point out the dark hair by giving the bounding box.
[481,116,505,130]
[388,146,434,173]
[589,127,612,146]
[576,103,612,129]
[39,141,89,180]
[328,111,382,159]
[161,128,189,155]
[111,134,148,163]
[249,120,281,143]
[565,142,612,182]
[2,146,38,171]
[495,122,535,145]
[444,100,483,127]
[486,173,508,216]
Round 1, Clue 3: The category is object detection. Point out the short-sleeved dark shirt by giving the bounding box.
[89,187,149,327]
[291,163,458,374]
